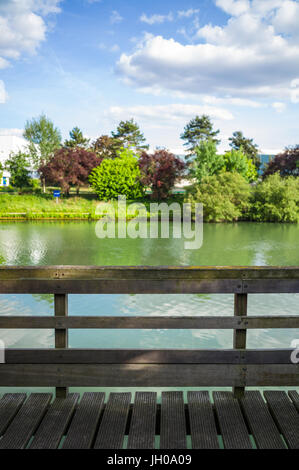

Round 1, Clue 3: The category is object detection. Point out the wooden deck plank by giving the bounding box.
[187,391,219,449]
[160,392,187,449]
[240,391,285,449]
[0,393,27,436]
[62,392,105,449]
[288,390,299,412]
[264,391,299,449]
[29,393,79,449]
[0,393,52,449]
[213,391,252,449]
[127,392,157,449]
[94,393,131,449]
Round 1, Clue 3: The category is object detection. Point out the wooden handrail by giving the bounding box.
[0,266,298,398]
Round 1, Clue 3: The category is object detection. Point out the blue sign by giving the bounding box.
[53,190,61,197]
[2,177,7,186]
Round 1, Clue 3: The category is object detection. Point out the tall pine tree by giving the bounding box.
[181,115,220,158]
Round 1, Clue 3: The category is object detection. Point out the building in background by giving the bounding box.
[0,134,27,187]
[258,154,275,174]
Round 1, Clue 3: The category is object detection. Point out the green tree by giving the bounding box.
[181,115,220,158]
[112,119,148,152]
[223,149,258,182]
[5,151,31,188]
[23,114,62,168]
[190,140,224,183]
[89,148,144,200]
[229,131,260,170]
[185,172,251,222]
[64,127,90,149]
[92,135,122,159]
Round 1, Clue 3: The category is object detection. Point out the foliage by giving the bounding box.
[190,140,224,183]
[112,119,148,152]
[250,173,299,222]
[23,114,62,168]
[5,151,31,187]
[263,146,299,178]
[229,131,260,170]
[181,115,220,158]
[89,148,144,200]
[139,149,185,200]
[185,172,251,222]
[223,149,258,182]
[64,127,90,149]
[39,147,101,194]
[92,135,122,159]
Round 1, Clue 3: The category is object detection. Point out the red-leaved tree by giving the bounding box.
[139,150,185,199]
[39,147,102,194]
[263,146,299,178]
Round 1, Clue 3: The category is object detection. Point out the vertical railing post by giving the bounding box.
[54,293,68,398]
[233,293,248,398]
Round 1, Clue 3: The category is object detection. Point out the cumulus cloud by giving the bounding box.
[0,80,8,103]
[0,0,62,66]
[140,12,173,25]
[177,9,200,18]
[116,0,299,104]
[272,101,286,112]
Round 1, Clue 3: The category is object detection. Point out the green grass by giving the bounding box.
[0,193,185,220]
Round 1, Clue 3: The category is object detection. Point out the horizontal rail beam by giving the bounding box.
[0,364,297,387]
[0,316,298,329]
[3,348,297,364]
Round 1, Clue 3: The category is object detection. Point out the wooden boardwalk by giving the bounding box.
[0,390,298,449]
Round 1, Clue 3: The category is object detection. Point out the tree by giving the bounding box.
[139,150,185,200]
[5,152,31,187]
[190,140,224,183]
[64,127,90,149]
[89,148,143,200]
[229,131,260,170]
[112,119,149,152]
[92,135,122,159]
[223,149,258,182]
[181,115,220,158]
[23,114,62,168]
[263,146,299,178]
[39,147,102,195]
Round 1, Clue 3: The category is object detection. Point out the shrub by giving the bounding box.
[250,173,299,222]
[89,148,144,200]
[223,149,258,182]
[263,146,299,178]
[185,172,252,222]
[5,151,31,188]
[139,149,185,199]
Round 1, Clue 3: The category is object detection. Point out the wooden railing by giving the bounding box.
[0,266,298,399]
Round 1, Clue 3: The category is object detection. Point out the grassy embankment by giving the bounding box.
[0,193,185,220]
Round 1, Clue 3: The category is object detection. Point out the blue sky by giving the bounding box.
[0,0,299,153]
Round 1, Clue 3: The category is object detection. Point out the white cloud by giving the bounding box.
[0,0,62,67]
[177,9,200,18]
[0,128,23,136]
[272,101,286,112]
[110,10,123,24]
[272,0,299,37]
[290,77,299,103]
[107,103,234,124]
[98,43,120,53]
[0,80,8,103]
[140,12,173,25]
[116,1,299,105]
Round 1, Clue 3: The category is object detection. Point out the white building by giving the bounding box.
[0,134,28,186]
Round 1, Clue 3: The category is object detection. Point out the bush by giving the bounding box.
[89,148,144,200]
[263,146,299,178]
[185,172,251,222]
[139,149,185,200]
[223,149,258,182]
[250,173,299,222]
[5,151,31,187]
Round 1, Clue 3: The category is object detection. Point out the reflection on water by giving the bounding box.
[0,221,298,393]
